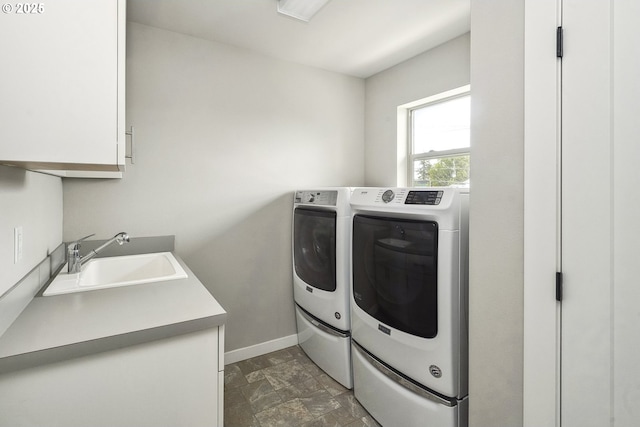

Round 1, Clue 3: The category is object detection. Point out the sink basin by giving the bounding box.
[44,252,188,296]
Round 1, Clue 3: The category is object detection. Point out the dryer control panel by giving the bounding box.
[405,190,444,205]
[368,188,444,205]
[350,187,463,209]
[294,190,338,206]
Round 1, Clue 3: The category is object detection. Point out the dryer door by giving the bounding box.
[293,207,337,292]
[352,215,439,339]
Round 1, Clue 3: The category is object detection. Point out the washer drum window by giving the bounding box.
[294,208,337,292]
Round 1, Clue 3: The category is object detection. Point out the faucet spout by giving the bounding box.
[67,232,130,273]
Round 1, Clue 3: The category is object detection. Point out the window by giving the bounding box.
[403,86,470,187]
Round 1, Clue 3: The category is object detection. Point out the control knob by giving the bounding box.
[382,190,395,203]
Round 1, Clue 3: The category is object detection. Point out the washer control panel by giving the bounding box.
[294,190,338,206]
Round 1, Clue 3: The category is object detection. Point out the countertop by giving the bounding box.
[0,254,226,373]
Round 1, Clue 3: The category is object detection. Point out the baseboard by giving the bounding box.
[224,334,299,365]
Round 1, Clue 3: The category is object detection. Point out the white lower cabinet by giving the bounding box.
[0,0,126,177]
[0,327,225,427]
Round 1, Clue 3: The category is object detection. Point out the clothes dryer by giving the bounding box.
[349,187,469,427]
[293,188,353,388]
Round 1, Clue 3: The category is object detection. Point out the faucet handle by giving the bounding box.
[66,236,91,273]
[67,233,96,253]
[76,233,96,242]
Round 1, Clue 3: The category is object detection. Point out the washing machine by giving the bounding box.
[293,188,353,389]
[349,187,469,427]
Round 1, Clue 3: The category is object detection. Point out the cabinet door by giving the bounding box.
[0,0,123,171]
[0,328,221,426]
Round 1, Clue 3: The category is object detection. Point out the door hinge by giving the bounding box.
[556,272,563,301]
[556,26,563,58]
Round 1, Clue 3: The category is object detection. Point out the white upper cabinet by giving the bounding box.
[0,0,126,178]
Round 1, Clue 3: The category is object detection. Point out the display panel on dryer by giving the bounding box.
[405,191,444,205]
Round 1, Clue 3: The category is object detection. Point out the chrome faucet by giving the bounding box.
[67,232,130,273]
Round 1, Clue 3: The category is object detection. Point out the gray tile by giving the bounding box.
[224,402,260,427]
[316,373,348,397]
[300,412,342,427]
[344,415,382,427]
[225,364,249,389]
[300,389,341,417]
[266,348,295,365]
[286,345,307,359]
[224,387,247,409]
[297,356,325,377]
[245,369,266,383]
[291,348,314,365]
[255,399,316,427]
[224,346,373,427]
[276,377,324,401]
[238,354,273,375]
[333,393,370,420]
[241,379,283,413]
[263,359,315,390]
[327,406,359,426]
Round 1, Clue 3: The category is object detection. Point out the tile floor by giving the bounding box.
[224,345,380,427]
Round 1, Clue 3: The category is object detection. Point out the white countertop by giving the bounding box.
[0,254,226,373]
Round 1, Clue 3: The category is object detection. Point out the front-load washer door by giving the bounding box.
[352,214,438,339]
[294,207,336,292]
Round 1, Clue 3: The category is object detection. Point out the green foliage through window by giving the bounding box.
[413,155,470,187]
[405,88,470,187]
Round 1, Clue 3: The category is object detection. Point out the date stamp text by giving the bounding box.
[2,3,45,14]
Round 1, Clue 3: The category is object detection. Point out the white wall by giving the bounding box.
[0,166,62,296]
[0,11,527,426]
[364,33,470,186]
[469,0,525,426]
[363,26,522,426]
[62,23,365,352]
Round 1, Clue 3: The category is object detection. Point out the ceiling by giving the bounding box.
[127,0,470,78]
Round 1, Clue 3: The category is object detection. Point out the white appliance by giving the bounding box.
[349,187,469,427]
[293,188,353,388]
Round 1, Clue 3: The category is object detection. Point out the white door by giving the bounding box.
[562,0,640,426]
[524,1,640,426]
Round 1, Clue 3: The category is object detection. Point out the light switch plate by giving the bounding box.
[14,226,23,264]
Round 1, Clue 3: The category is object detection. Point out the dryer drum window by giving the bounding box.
[352,215,438,339]
[294,208,337,292]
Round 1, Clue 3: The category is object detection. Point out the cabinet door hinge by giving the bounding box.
[556,272,563,301]
[556,26,563,58]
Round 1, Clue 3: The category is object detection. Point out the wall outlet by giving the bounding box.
[14,226,23,264]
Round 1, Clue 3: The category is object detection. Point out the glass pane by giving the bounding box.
[293,208,337,292]
[413,155,470,187]
[352,215,439,339]
[412,95,470,154]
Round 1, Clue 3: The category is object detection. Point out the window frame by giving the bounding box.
[401,85,471,187]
